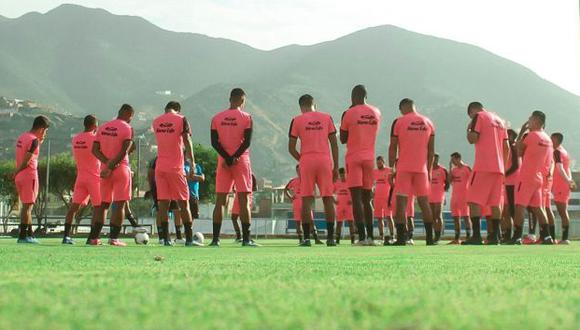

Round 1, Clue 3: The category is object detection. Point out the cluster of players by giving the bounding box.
[12,85,575,246]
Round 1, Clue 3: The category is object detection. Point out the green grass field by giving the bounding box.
[0,238,578,330]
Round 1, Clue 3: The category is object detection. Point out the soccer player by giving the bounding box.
[464,102,509,245]
[389,98,436,246]
[231,174,257,243]
[373,156,393,242]
[88,104,134,246]
[210,88,257,247]
[14,115,49,244]
[152,101,198,246]
[340,85,381,245]
[63,115,100,244]
[335,168,355,244]
[289,94,339,247]
[429,154,449,243]
[448,152,472,244]
[502,129,520,243]
[508,111,555,245]
[551,133,576,244]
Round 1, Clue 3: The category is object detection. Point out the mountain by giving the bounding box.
[1,4,579,182]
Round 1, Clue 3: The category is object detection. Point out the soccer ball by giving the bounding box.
[135,232,150,245]
[193,232,204,244]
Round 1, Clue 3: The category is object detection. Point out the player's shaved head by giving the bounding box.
[531,110,546,127]
[351,85,367,105]
[451,152,461,159]
[118,104,135,123]
[83,115,98,130]
[467,102,484,117]
[398,98,415,114]
[230,88,246,102]
[32,115,50,130]
[165,101,181,113]
[551,132,564,145]
[299,94,314,108]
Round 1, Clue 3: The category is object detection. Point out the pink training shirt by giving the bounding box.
[391,112,435,173]
[72,131,100,179]
[553,145,571,189]
[210,108,252,161]
[469,110,508,174]
[519,130,553,181]
[287,177,302,199]
[153,112,190,174]
[95,119,133,167]
[289,111,336,158]
[15,132,40,176]
[451,165,471,197]
[334,180,352,206]
[373,167,392,197]
[340,104,381,162]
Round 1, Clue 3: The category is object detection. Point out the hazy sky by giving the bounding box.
[1,0,579,95]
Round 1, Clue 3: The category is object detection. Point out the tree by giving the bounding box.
[0,160,17,232]
[192,143,217,202]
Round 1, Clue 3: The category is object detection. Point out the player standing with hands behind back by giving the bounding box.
[152,101,199,247]
[289,94,339,247]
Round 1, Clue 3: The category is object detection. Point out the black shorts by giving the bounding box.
[189,198,200,219]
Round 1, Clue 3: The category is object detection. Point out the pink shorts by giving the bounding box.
[429,189,445,204]
[156,170,189,201]
[451,195,469,217]
[373,195,392,218]
[515,177,543,208]
[466,172,503,208]
[72,176,101,207]
[300,156,334,197]
[346,158,374,190]
[15,172,38,204]
[336,203,353,222]
[232,193,253,215]
[395,172,430,197]
[101,165,132,203]
[552,184,571,204]
[216,158,252,194]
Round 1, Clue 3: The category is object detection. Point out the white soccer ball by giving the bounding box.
[135,232,150,245]
[193,232,204,244]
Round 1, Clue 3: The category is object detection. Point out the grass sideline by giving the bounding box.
[0,238,578,330]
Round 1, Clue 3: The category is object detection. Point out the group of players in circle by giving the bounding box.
[12,85,575,246]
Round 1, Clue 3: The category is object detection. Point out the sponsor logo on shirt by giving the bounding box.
[357,114,378,125]
[156,122,176,133]
[306,121,323,131]
[408,120,428,132]
[74,140,88,149]
[102,126,119,137]
[221,117,238,127]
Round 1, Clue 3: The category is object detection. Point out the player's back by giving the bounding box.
[290,111,335,157]
[341,104,381,161]
[471,111,507,173]
[96,119,133,167]
[520,131,553,180]
[391,112,435,173]
[72,131,100,178]
[153,112,187,173]
[211,108,252,158]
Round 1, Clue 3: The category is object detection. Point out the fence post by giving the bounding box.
[43,139,51,228]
